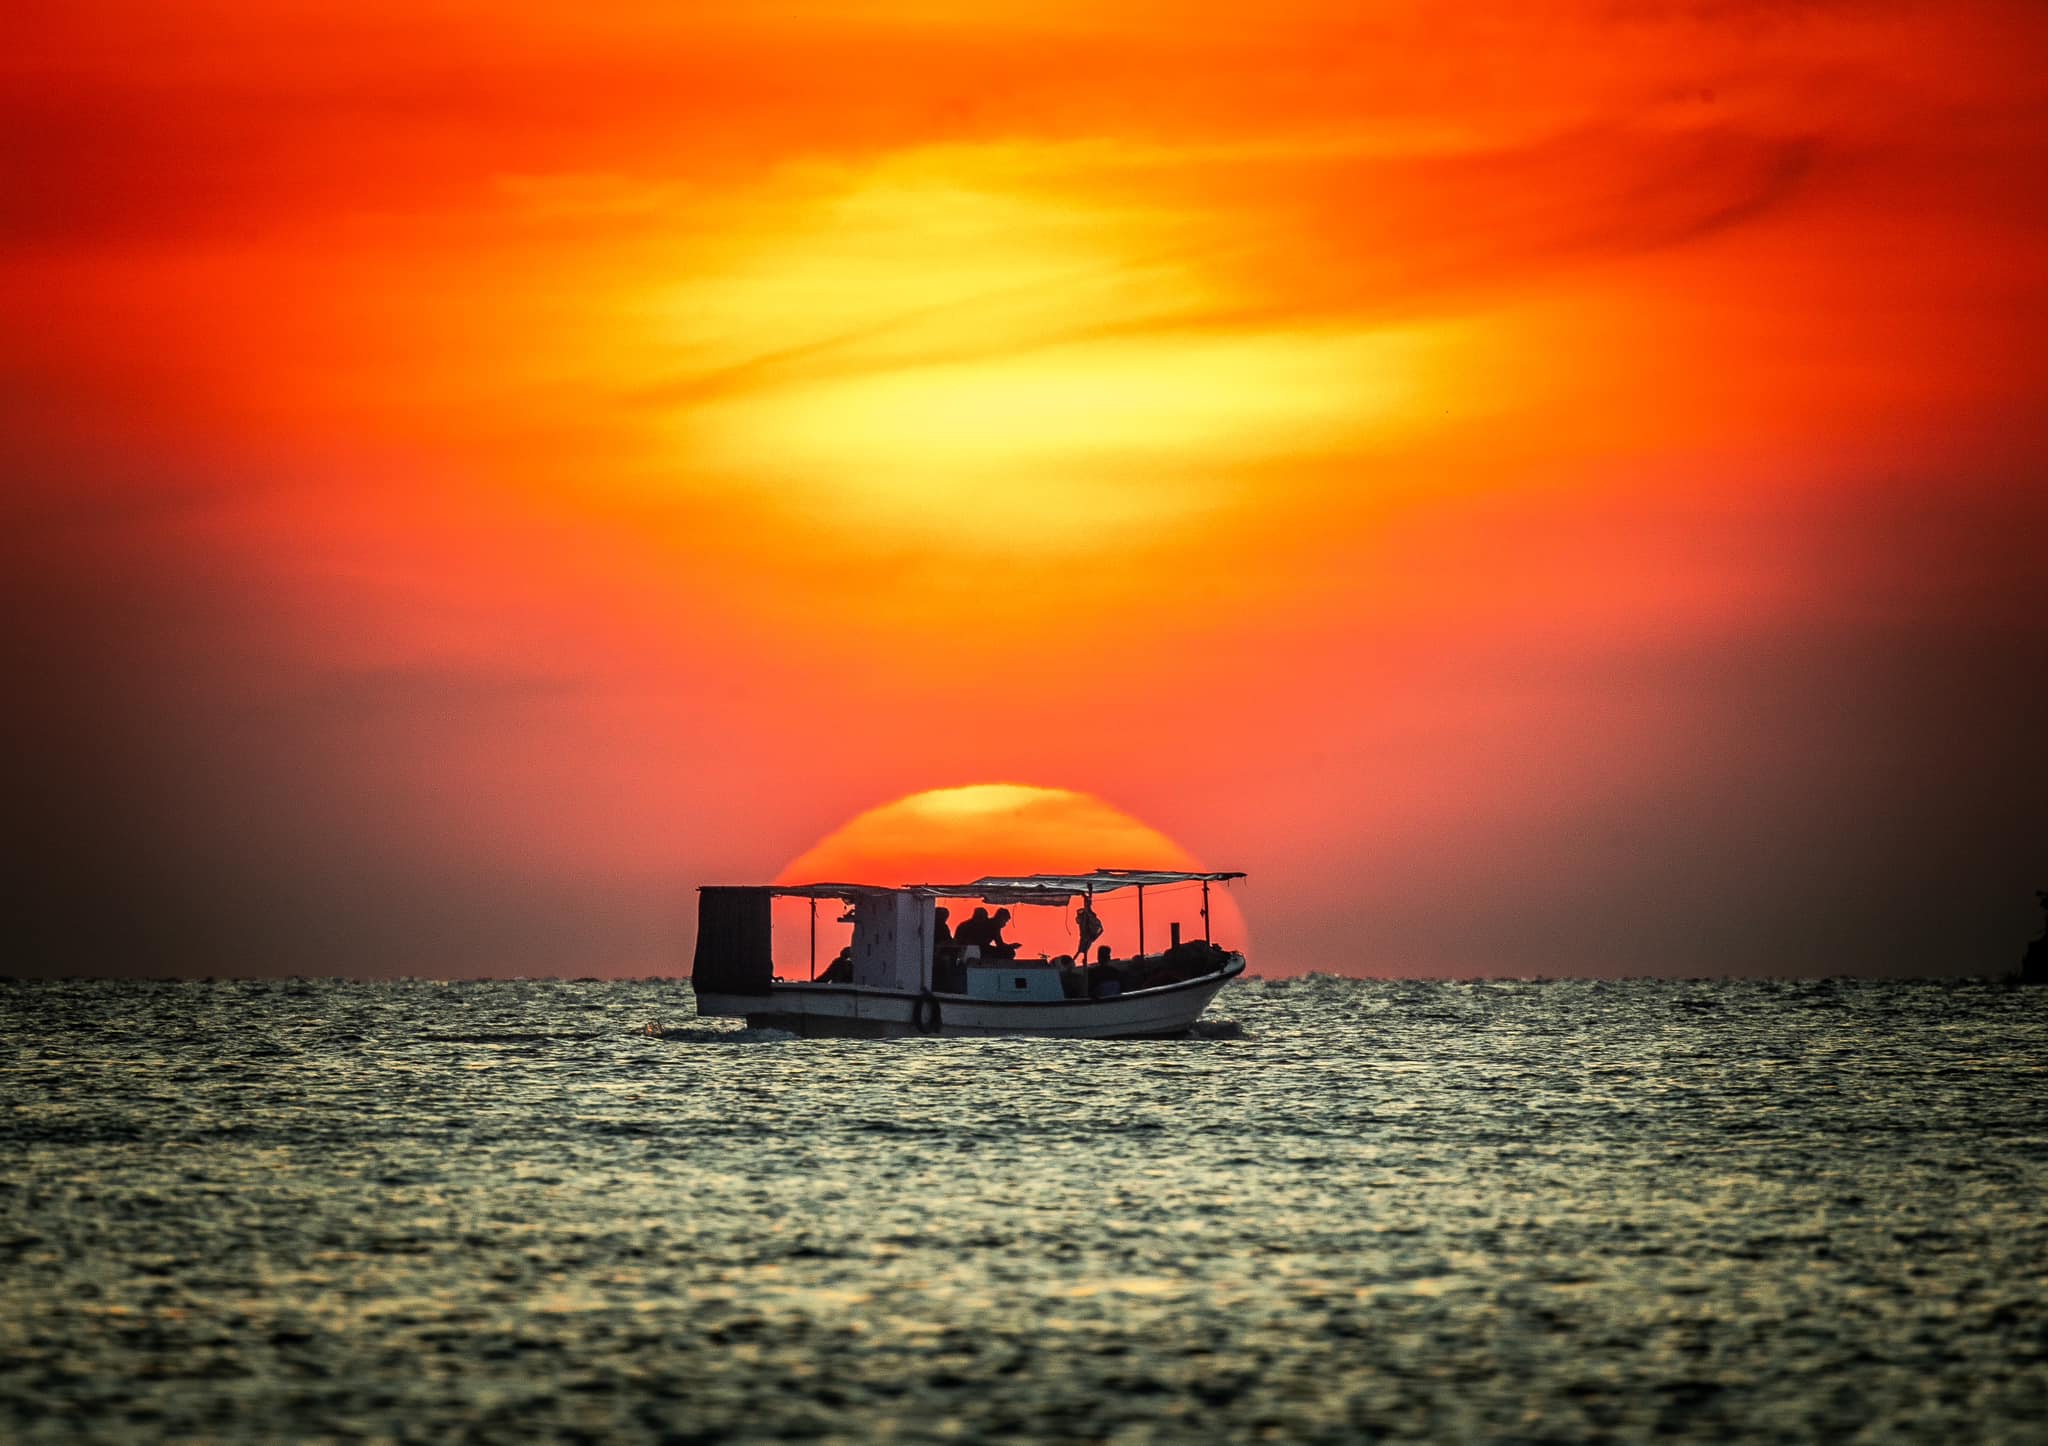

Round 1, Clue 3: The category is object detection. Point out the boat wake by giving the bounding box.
[650,1024,799,1045]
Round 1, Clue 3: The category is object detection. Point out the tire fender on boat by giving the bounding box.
[912,990,943,1035]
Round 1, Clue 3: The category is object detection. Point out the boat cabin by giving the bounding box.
[963,960,1065,1001]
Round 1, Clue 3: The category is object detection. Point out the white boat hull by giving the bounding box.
[696,957,1244,1039]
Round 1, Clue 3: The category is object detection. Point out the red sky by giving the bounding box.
[5,2,2044,976]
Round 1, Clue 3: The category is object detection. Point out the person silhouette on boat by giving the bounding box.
[953,907,1019,959]
[1075,900,1103,962]
[987,908,1017,959]
[954,907,996,953]
[932,906,953,950]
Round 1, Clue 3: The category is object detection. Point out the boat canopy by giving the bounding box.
[925,869,1245,903]
[723,869,1244,907]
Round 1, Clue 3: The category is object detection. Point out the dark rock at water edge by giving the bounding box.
[2019,889,2048,985]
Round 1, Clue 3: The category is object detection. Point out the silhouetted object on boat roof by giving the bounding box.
[2020,890,2048,985]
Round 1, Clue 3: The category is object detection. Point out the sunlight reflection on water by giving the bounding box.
[2,976,2044,1440]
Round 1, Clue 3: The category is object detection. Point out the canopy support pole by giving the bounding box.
[1137,884,1146,960]
[1202,880,1211,943]
[809,898,817,980]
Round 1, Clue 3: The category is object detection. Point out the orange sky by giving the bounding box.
[5,2,2044,975]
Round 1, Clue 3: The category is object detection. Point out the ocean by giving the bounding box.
[2,976,2043,1441]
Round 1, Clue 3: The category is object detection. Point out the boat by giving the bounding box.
[691,869,1247,1038]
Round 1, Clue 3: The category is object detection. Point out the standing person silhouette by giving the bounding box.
[1075,900,1103,962]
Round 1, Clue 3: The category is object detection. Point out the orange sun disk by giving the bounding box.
[772,783,1249,973]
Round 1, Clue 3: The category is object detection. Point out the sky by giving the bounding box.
[4,1,2044,977]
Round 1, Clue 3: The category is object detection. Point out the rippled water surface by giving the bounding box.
[3,977,2045,1441]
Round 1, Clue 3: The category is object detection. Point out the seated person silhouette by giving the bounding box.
[954,907,1000,956]
[985,908,1018,960]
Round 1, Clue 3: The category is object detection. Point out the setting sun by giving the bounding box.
[771,783,1249,972]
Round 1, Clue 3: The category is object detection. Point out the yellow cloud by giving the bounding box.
[654,153,1450,546]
